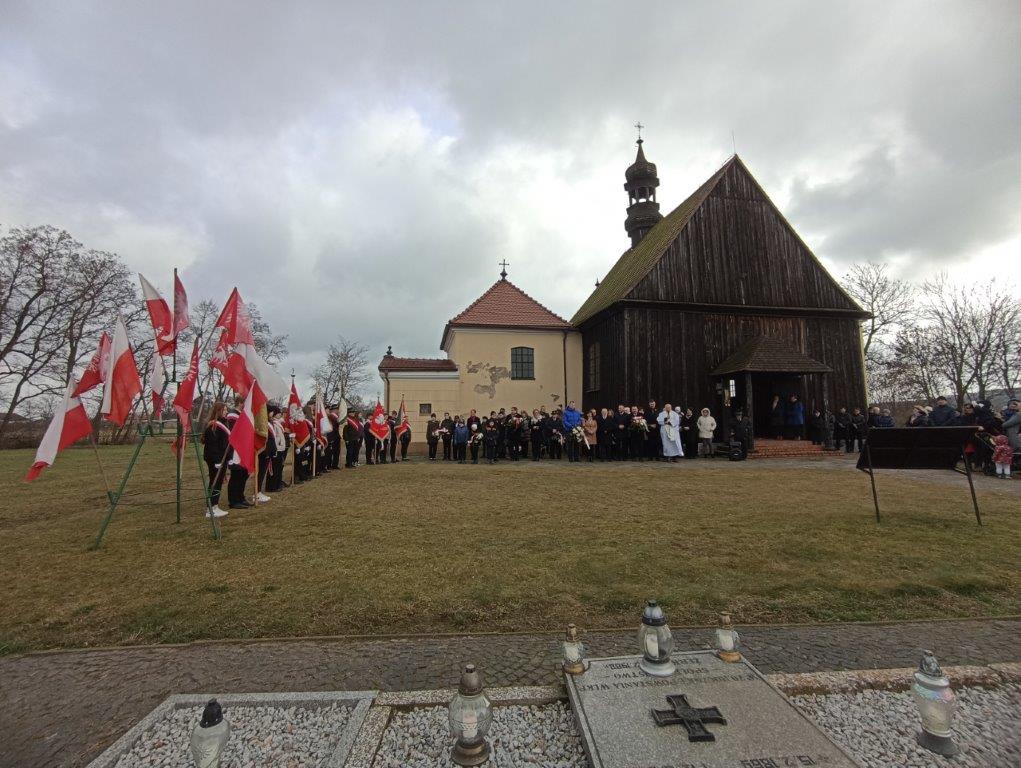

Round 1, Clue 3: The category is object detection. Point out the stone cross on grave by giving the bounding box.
[651,694,728,743]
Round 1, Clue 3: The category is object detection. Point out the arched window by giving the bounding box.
[510,347,534,380]
[586,342,600,392]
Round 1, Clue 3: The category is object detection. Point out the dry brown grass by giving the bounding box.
[1,442,1018,653]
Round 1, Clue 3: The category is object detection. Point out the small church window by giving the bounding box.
[510,347,534,380]
[419,403,432,415]
[587,342,600,391]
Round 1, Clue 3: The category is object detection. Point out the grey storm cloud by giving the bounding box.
[2,1,1019,394]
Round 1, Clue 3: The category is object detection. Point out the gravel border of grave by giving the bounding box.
[85,690,376,768]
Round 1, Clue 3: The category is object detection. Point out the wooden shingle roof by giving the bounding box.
[710,335,832,376]
[570,156,737,326]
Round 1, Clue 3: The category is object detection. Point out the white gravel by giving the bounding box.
[793,684,1021,768]
[371,702,587,768]
[113,703,353,767]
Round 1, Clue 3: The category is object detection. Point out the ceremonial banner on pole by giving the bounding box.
[101,317,142,426]
[228,387,256,473]
[315,385,332,445]
[284,381,311,446]
[368,400,390,442]
[149,352,167,417]
[171,339,200,454]
[26,379,93,481]
[171,270,190,342]
[72,331,110,397]
[395,397,410,439]
[139,274,175,356]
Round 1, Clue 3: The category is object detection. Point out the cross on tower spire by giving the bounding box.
[634,121,644,144]
[499,260,509,280]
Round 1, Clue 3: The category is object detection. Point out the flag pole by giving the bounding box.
[172,268,183,524]
[291,372,297,487]
[87,426,115,503]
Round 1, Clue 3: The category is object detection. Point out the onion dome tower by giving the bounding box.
[623,127,663,247]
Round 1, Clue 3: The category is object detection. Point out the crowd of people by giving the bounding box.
[201,394,1021,516]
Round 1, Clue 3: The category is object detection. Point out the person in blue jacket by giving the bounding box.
[784,394,805,440]
[453,418,469,464]
[562,400,583,462]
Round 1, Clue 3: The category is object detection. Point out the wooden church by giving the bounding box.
[571,141,869,438]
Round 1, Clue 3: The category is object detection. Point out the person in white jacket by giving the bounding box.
[697,408,717,458]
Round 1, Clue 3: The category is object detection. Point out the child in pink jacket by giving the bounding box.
[992,434,1013,478]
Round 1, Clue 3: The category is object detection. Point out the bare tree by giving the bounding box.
[312,337,370,405]
[841,262,916,355]
[0,226,138,438]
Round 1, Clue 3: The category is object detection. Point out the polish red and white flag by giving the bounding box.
[284,381,311,446]
[25,379,93,481]
[228,386,257,473]
[315,385,332,445]
[211,288,287,402]
[101,317,142,426]
[395,397,410,439]
[171,339,200,454]
[72,331,111,397]
[149,352,167,417]
[171,270,190,341]
[368,400,390,442]
[139,274,175,356]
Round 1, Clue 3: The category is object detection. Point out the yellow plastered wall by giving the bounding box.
[382,375,460,442]
[447,328,583,418]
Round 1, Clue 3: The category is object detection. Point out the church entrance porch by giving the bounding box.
[710,335,834,451]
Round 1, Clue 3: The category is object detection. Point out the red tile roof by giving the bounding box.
[441,279,572,348]
[378,356,458,373]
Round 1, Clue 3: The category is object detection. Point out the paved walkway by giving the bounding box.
[1,618,1018,767]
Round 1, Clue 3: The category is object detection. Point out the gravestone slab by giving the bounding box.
[566,652,860,768]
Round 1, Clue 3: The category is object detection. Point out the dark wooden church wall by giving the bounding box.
[628,162,858,312]
[581,308,867,413]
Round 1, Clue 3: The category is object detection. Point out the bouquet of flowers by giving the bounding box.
[469,431,484,446]
[434,427,450,439]
[571,425,587,444]
[552,430,565,445]
[630,417,649,433]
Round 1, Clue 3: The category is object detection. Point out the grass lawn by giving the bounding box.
[1,441,1018,654]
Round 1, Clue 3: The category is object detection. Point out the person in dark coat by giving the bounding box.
[849,407,867,452]
[362,416,376,465]
[425,414,440,460]
[530,409,545,460]
[596,408,613,461]
[929,397,958,426]
[875,409,895,428]
[201,402,231,516]
[644,401,661,460]
[343,412,362,467]
[680,407,699,459]
[613,405,631,460]
[732,410,751,459]
[327,408,342,469]
[768,394,785,439]
[267,407,288,491]
[440,412,455,460]
[483,419,498,464]
[808,409,826,444]
[833,407,851,450]
[544,412,563,460]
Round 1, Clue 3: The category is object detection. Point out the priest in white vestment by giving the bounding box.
[657,404,684,458]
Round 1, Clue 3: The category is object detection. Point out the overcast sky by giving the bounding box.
[2,1,1019,394]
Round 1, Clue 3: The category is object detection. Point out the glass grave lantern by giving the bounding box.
[638,600,676,677]
[714,611,742,662]
[190,699,231,768]
[911,651,960,756]
[448,663,494,766]
[562,623,587,675]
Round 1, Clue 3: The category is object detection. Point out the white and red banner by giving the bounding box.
[315,385,332,444]
[72,331,111,398]
[368,401,390,442]
[171,339,200,454]
[395,397,409,439]
[211,288,287,402]
[171,270,189,342]
[25,379,93,481]
[284,381,311,446]
[228,387,256,473]
[149,352,167,417]
[101,317,142,426]
[139,274,175,356]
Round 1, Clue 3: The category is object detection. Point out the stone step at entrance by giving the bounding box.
[748,439,832,459]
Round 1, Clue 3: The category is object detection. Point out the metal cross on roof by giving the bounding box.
[499,260,509,280]
[635,121,644,142]
[651,693,727,743]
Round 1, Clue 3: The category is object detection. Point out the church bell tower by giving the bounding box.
[624,125,663,247]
